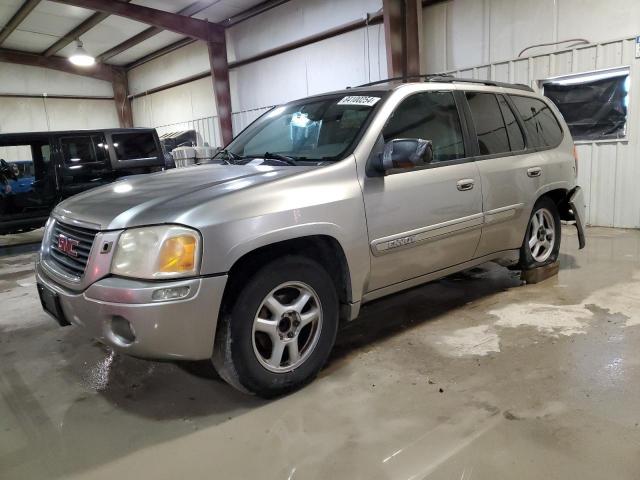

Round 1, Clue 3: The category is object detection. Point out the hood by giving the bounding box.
[53,164,309,231]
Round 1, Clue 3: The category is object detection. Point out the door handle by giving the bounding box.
[456,179,475,191]
[527,167,542,177]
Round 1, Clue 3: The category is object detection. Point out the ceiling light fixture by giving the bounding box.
[69,39,95,67]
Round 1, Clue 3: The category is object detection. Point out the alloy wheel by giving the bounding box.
[528,207,556,263]
[251,281,323,373]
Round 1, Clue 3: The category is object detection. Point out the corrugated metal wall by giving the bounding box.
[445,37,640,229]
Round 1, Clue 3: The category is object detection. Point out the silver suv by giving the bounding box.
[36,78,586,396]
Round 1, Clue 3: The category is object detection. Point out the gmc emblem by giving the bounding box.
[58,234,79,258]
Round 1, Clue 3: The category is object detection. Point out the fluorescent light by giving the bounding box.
[69,40,95,67]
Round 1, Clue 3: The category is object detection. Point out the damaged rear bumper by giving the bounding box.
[567,186,586,249]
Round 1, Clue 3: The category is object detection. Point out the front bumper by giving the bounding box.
[36,260,228,361]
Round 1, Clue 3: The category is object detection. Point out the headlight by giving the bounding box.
[111,225,201,279]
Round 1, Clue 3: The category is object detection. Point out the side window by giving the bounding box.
[112,132,159,160]
[382,91,465,162]
[465,92,510,155]
[60,136,107,165]
[497,95,525,151]
[509,95,563,148]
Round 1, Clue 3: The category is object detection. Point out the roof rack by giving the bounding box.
[352,74,447,88]
[425,75,534,92]
[352,74,533,92]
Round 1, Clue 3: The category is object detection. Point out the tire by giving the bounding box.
[212,255,339,397]
[519,196,561,269]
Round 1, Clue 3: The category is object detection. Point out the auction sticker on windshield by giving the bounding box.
[337,96,381,107]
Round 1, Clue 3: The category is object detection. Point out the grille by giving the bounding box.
[49,220,98,278]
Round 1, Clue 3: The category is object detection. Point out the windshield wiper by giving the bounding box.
[262,152,300,166]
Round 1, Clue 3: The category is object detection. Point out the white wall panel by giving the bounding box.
[0,97,118,133]
[127,42,210,96]
[226,0,382,63]
[230,23,386,112]
[424,0,640,73]
[0,62,113,97]
[131,76,216,128]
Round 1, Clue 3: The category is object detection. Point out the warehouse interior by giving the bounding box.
[1,0,640,478]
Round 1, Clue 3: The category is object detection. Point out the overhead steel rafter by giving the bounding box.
[0,47,114,81]
[97,0,218,63]
[49,0,225,43]
[43,0,132,57]
[47,0,231,142]
[127,0,293,70]
[0,0,41,46]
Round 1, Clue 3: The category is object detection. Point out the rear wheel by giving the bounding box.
[519,197,561,269]
[212,255,339,397]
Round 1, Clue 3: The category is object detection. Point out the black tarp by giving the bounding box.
[544,75,628,140]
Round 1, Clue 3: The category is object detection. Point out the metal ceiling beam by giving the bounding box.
[97,0,217,64]
[126,37,196,70]
[0,47,114,81]
[383,0,405,78]
[208,40,232,146]
[0,0,41,46]
[49,0,224,43]
[42,0,132,57]
[383,0,423,78]
[220,0,290,27]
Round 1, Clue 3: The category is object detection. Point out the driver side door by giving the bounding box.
[361,90,483,292]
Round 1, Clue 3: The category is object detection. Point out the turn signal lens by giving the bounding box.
[158,235,197,273]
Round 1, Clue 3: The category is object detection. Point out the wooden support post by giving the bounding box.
[111,67,133,128]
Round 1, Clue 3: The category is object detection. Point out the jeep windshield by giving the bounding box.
[215,92,386,164]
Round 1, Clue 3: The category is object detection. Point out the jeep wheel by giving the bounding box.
[212,256,339,397]
[519,197,561,269]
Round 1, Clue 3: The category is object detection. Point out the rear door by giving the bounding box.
[465,92,566,256]
[361,90,483,292]
[461,91,539,256]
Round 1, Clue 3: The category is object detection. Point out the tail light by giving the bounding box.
[573,145,579,177]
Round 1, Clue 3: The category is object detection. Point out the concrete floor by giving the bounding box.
[1,226,640,479]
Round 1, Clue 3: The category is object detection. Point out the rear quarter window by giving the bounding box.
[509,95,564,148]
[112,132,159,160]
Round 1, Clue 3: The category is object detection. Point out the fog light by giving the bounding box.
[111,316,135,344]
[151,286,190,301]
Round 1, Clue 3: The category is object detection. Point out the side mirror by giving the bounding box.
[375,138,433,173]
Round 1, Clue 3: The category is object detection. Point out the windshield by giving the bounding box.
[218,93,384,163]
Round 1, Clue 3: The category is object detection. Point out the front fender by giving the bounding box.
[198,204,371,303]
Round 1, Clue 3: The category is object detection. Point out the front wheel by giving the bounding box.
[519,197,561,269]
[212,256,339,397]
